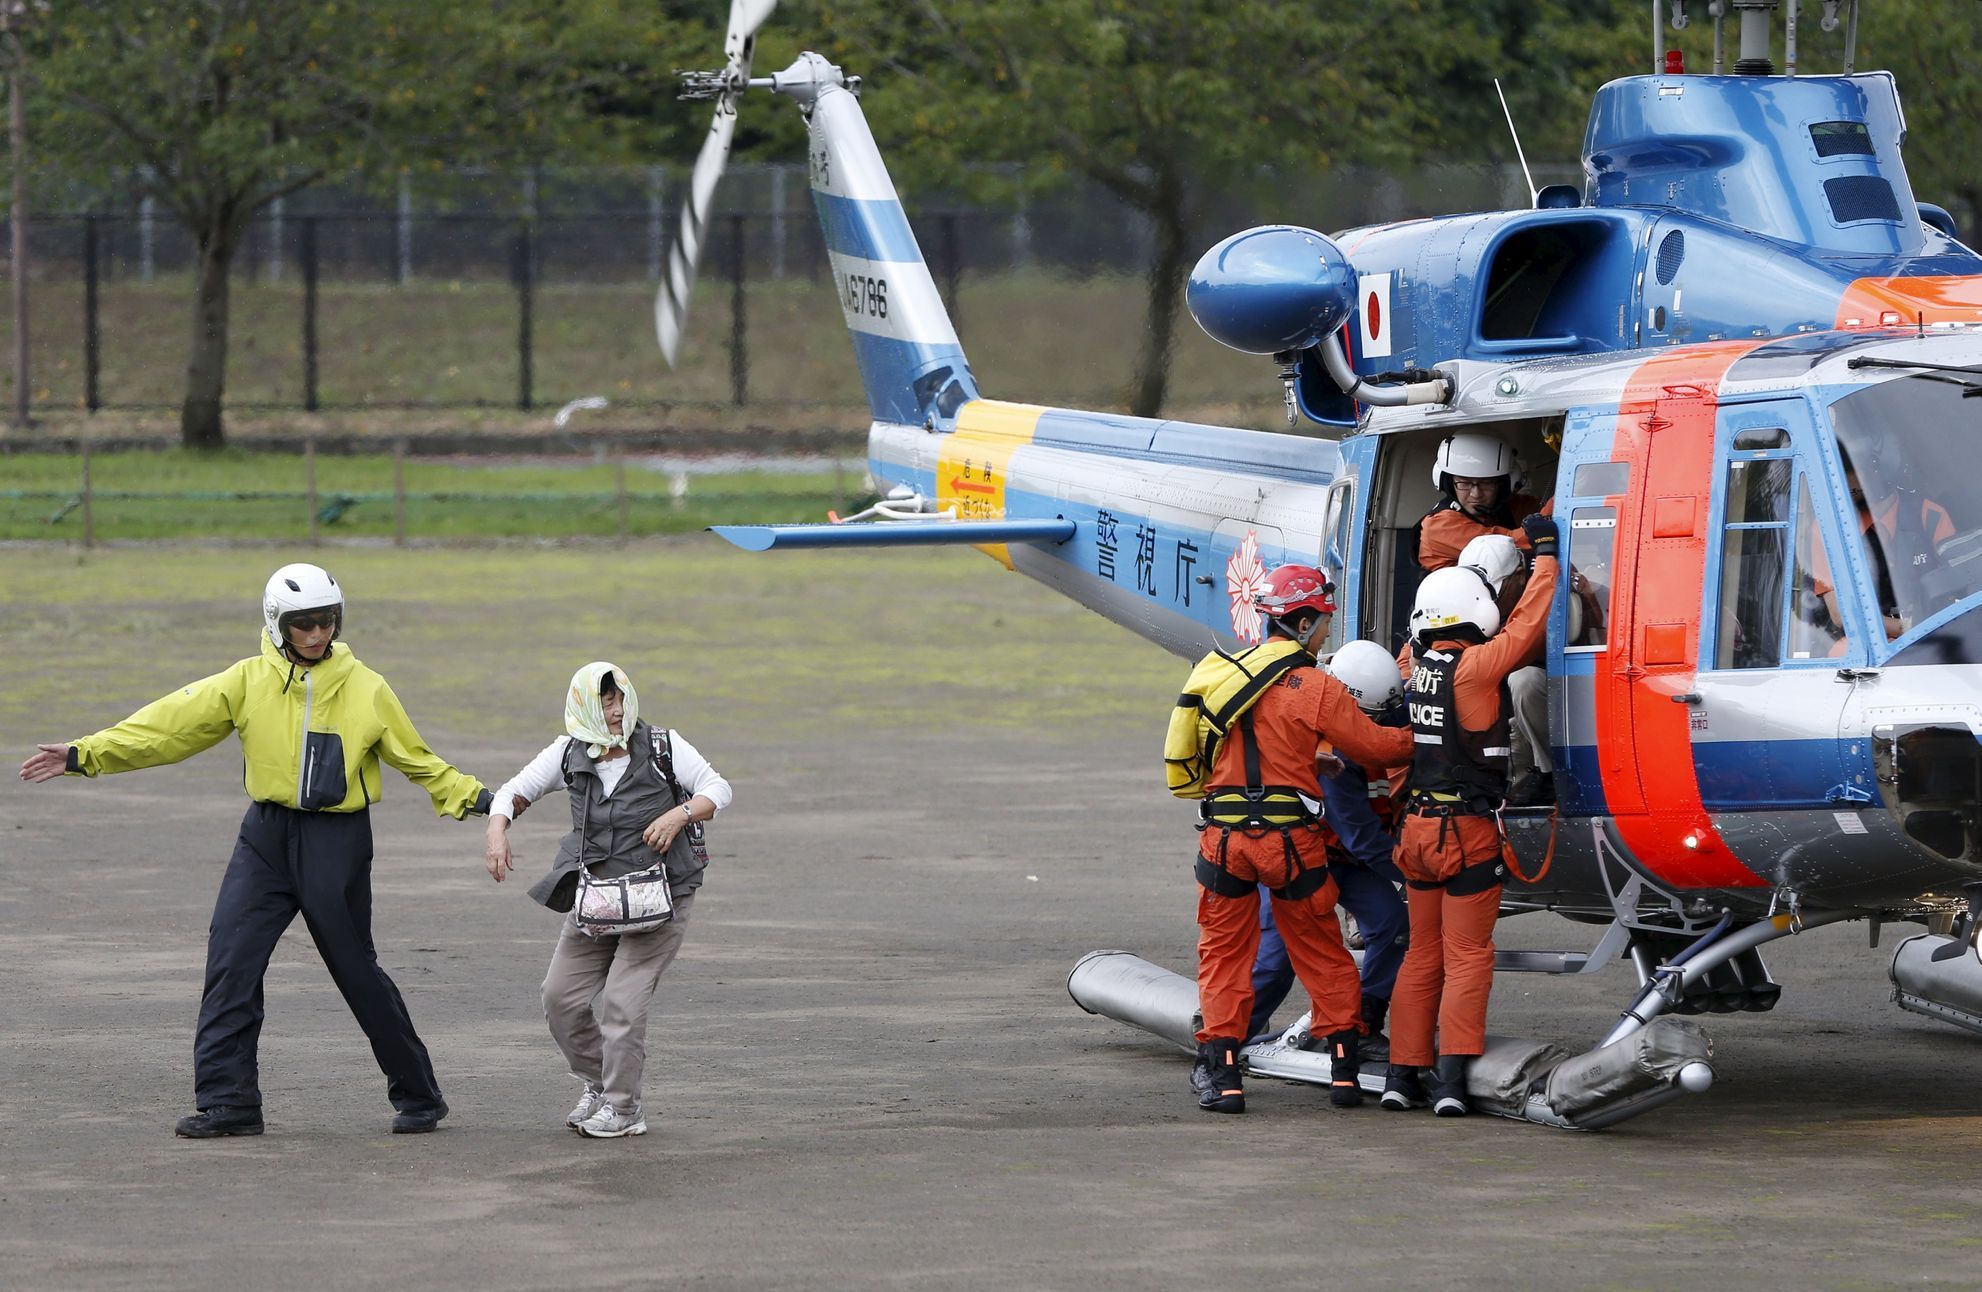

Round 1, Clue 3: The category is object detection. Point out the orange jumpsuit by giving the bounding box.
[1194,666,1413,1043]
[1417,494,1545,571]
[1389,556,1558,1065]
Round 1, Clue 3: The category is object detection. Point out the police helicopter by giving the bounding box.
[658,0,1982,1129]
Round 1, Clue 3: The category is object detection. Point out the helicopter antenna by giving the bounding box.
[1494,78,1537,206]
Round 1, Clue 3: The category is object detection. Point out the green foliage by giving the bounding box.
[30,2,712,224]
[1861,3,1982,233]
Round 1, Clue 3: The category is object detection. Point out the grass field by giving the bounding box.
[0,450,861,541]
[0,544,1186,748]
[0,271,1288,427]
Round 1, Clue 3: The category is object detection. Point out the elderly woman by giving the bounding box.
[484,662,732,1138]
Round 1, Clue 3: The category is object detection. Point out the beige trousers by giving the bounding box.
[541,891,695,1115]
[1506,665,1553,775]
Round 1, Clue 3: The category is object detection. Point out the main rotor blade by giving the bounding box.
[656,103,739,366]
[729,0,777,42]
[655,0,777,366]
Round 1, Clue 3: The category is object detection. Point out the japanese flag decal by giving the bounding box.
[1358,272,1393,359]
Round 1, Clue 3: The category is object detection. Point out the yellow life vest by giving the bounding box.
[1163,638,1310,799]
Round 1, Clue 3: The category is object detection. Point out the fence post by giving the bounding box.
[80,438,94,549]
[614,448,629,544]
[306,438,319,546]
[301,218,319,412]
[728,213,747,406]
[940,213,961,330]
[395,171,413,284]
[393,439,407,547]
[515,225,534,410]
[83,215,101,412]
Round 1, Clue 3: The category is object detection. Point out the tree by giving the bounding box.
[1860,4,1982,237]
[33,2,708,448]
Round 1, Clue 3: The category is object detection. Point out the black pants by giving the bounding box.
[194,803,443,1114]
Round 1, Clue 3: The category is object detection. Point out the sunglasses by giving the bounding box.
[285,611,338,633]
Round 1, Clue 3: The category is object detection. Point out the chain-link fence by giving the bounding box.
[1,161,1558,420]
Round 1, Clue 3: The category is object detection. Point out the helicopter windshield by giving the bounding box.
[1825,373,1982,642]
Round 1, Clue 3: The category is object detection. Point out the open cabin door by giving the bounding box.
[1551,414,1632,816]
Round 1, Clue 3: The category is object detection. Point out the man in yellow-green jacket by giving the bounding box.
[19,562,491,1138]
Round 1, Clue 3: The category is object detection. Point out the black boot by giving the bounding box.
[1429,1054,1470,1118]
[1325,1030,1364,1108]
[174,1105,264,1138]
[1194,1038,1245,1114]
[1358,995,1391,1062]
[1380,1064,1425,1111]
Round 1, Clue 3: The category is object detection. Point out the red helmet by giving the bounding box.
[1255,563,1337,618]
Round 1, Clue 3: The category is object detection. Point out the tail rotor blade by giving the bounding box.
[656,0,777,366]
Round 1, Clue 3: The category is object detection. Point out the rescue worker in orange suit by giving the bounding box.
[1243,640,1411,1052]
[1383,513,1559,1117]
[1810,463,1956,641]
[1418,432,1553,804]
[1191,566,1414,1115]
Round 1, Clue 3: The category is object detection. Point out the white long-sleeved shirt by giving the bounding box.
[491,730,732,822]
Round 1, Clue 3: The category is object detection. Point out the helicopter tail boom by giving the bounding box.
[789,62,979,430]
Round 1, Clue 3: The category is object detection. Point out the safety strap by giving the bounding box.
[1273,863,1332,902]
[1503,807,1559,885]
[649,726,708,851]
[1240,710,1264,795]
[1194,856,1257,899]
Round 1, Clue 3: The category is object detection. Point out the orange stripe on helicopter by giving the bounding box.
[1595,341,1770,889]
[1834,274,1982,329]
[936,400,1045,569]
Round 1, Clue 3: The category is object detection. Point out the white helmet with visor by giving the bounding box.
[263,563,344,657]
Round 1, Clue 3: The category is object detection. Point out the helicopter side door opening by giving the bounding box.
[1359,419,1565,655]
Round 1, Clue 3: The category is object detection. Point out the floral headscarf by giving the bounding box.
[565,661,640,759]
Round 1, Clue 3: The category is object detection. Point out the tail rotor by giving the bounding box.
[656,0,779,367]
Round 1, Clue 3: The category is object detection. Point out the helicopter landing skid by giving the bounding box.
[1068,950,1713,1131]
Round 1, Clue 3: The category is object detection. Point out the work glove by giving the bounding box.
[1521,512,1560,561]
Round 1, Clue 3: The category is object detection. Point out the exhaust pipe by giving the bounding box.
[1890,933,1982,1037]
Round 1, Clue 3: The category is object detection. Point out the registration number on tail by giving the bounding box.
[843,273,889,320]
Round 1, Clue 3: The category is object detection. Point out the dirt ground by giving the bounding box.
[3,546,1981,1290]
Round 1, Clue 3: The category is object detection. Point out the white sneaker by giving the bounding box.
[565,1084,605,1128]
[576,1101,647,1138]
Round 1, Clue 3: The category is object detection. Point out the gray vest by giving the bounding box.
[525,719,706,913]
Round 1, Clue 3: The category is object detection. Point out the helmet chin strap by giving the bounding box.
[1273,614,1327,653]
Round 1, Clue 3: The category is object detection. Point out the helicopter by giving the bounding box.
[658,0,1982,1128]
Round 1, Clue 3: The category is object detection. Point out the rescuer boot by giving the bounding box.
[1325,1030,1364,1108]
[1380,1064,1425,1111]
[1508,771,1556,807]
[1429,1055,1471,1117]
[1359,995,1391,1062]
[1195,1038,1246,1114]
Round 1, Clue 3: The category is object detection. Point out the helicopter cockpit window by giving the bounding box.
[1791,474,1851,660]
[1732,427,1790,451]
[1571,461,1629,496]
[1715,457,1793,669]
[1566,508,1614,649]
[1827,374,1982,641]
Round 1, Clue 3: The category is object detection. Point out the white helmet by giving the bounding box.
[1327,639,1404,714]
[1457,533,1524,594]
[1411,566,1502,641]
[263,562,344,652]
[1431,431,1521,493]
